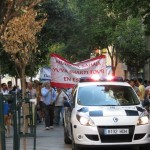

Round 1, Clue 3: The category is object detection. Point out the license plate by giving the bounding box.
[104,129,129,135]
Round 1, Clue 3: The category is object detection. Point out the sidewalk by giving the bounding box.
[5,122,139,150]
[6,122,71,150]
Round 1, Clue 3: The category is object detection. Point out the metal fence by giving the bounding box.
[0,92,37,150]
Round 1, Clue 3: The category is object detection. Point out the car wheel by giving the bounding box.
[139,145,150,150]
[64,127,71,144]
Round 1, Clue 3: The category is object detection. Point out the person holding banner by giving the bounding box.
[41,82,56,130]
[54,88,68,126]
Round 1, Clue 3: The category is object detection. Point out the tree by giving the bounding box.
[103,0,150,76]
[1,6,46,150]
[53,0,108,62]
[1,8,46,97]
[64,0,149,75]
[0,0,46,89]
[0,0,44,36]
[115,18,150,77]
[37,0,79,62]
[63,0,120,72]
[104,0,150,35]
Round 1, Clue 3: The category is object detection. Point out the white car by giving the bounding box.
[64,77,150,150]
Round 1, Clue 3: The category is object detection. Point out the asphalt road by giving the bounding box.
[5,122,139,150]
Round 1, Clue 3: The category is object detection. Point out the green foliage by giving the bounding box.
[61,0,150,75]
[115,18,149,67]
[61,0,108,61]
[102,0,150,68]
[0,44,17,77]
[0,0,6,25]
[105,0,150,34]
[38,0,77,61]
[0,43,46,78]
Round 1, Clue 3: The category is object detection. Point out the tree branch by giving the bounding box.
[0,0,45,36]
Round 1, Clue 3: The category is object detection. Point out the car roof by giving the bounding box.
[77,81,131,87]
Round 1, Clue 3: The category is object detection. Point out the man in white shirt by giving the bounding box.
[41,82,56,130]
[54,88,68,125]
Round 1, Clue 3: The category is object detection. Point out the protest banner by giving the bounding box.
[50,53,106,88]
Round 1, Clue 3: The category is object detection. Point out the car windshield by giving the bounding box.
[77,85,140,106]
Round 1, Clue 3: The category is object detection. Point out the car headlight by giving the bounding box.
[137,111,149,125]
[76,114,95,126]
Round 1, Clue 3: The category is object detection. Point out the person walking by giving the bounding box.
[1,83,11,137]
[54,88,68,126]
[137,78,145,108]
[26,82,37,99]
[129,79,140,97]
[41,82,56,130]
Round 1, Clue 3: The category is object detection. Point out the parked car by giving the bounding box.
[64,76,150,150]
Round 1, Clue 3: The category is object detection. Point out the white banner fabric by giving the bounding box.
[50,54,106,88]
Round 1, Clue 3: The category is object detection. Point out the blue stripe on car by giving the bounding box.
[136,106,145,112]
[125,110,139,116]
[78,107,89,113]
[89,110,103,116]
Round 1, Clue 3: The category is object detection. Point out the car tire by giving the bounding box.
[139,145,150,150]
[64,127,72,144]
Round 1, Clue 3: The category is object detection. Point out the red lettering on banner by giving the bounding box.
[64,77,71,81]
[69,70,88,74]
[56,59,74,67]
[90,69,104,74]
[73,78,80,82]
[52,68,68,73]
[82,61,100,68]
[64,77,80,82]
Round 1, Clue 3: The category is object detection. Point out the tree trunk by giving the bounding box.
[20,66,28,150]
[20,67,26,98]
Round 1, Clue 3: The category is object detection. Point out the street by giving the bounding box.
[5,123,139,150]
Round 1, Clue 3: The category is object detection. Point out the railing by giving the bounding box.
[0,92,37,150]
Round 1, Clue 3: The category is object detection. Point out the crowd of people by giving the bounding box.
[1,77,150,136]
[1,80,71,136]
[128,78,150,110]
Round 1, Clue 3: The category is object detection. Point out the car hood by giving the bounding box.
[76,105,145,117]
[75,106,146,126]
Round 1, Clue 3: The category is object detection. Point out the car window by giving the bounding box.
[77,85,140,106]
